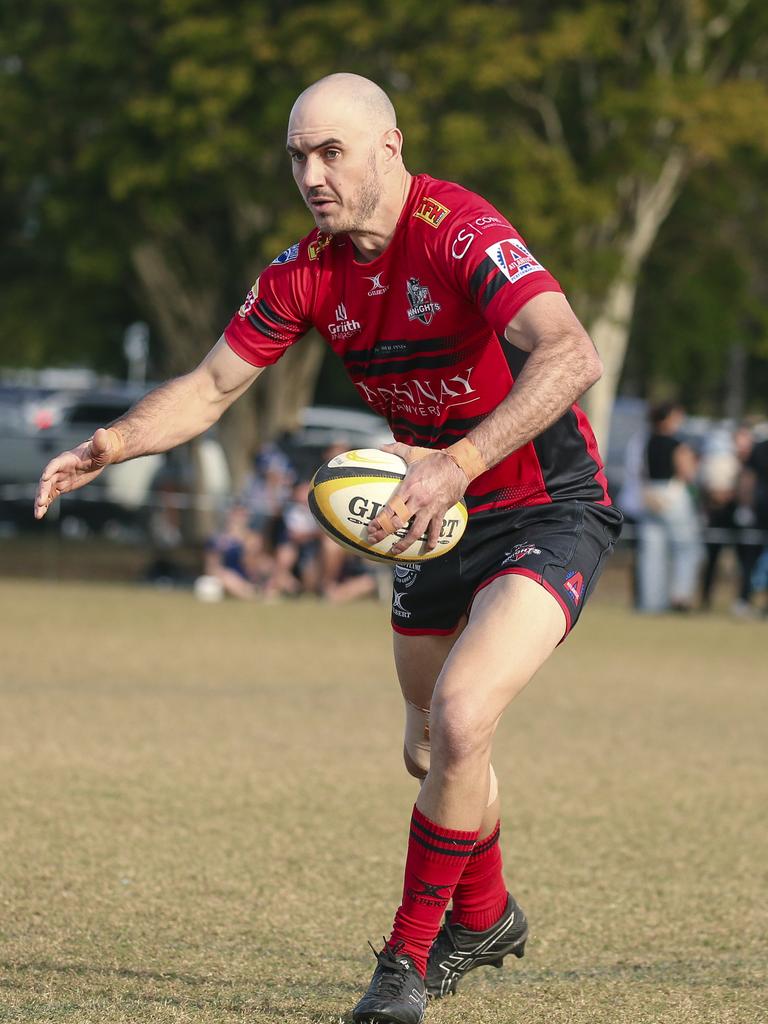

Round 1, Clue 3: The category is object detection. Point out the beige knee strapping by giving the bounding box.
[404,700,432,776]
[403,700,499,806]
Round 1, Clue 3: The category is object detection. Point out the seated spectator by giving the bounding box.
[265,480,322,598]
[203,503,272,600]
[319,534,380,604]
[239,444,295,549]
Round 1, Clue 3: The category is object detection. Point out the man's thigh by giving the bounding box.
[431,574,565,731]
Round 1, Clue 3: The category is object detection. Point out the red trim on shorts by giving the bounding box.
[469,566,573,638]
[391,623,462,637]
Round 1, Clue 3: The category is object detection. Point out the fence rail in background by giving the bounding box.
[2,483,768,545]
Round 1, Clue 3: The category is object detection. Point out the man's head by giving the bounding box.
[649,400,685,434]
[286,73,404,235]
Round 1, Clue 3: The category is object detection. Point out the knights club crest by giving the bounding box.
[406,277,442,325]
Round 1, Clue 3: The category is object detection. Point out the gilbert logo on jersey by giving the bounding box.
[406,277,442,325]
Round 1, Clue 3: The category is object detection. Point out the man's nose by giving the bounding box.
[301,154,325,190]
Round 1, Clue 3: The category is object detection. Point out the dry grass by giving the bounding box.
[0,579,766,1023]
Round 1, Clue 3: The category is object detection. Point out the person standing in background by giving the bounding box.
[637,402,701,613]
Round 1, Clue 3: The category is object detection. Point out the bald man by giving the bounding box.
[35,73,622,1024]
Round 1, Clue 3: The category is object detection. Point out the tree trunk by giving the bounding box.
[582,151,687,450]
[131,239,327,492]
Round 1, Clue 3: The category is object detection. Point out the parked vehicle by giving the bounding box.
[0,384,230,536]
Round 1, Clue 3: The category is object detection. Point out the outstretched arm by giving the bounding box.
[34,336,263,519]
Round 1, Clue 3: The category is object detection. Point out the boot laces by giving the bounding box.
[369,939,412,997]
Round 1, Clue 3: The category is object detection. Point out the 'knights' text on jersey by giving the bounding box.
[224,174,610,513]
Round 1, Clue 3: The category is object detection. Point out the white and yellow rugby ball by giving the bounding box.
[309,448,468,564]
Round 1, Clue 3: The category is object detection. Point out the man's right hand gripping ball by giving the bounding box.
[34,427,124,520]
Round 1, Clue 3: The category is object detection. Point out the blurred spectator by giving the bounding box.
[239,443,295,548]
[698,427,758,612]
[637,401,702,612]
[265,480,322,597]
[319,534,380,603]
[743,430,768,614]
[201,502,272,600]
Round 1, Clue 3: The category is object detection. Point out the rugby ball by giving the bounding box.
[309,448,468,564]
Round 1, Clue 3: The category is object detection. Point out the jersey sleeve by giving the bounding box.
[224,242,313,367]
[443,202,562,336]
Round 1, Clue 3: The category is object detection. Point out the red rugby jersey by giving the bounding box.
[225,173,610,512]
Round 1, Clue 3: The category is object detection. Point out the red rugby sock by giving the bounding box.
[449,820,508,931]
[387,805,478,975]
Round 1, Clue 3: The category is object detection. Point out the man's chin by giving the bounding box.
[311,211,343,233]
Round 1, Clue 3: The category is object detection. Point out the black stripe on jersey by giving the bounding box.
[498,337,607,504]
[246,310,286,341]
[480,268,511,311]
[343,351,463,375]
[531,407,606,504]
[257,298,294,329]
[468,257,497,301]
[463,485,545,511]
[390,411,488,438]
[342,334,468,365]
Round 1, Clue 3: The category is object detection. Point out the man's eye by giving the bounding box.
[290,152,305,163]
[325,149,340,159]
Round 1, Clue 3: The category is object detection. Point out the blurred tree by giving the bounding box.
[2,0,768,481]
[626,153,768,416]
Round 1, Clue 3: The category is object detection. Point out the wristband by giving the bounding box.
[444,438,486,483]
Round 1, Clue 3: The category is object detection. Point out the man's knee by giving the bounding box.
[430,689,496,768]
[403,698,499,803]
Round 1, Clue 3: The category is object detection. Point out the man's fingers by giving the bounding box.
[370,494,412,538]
[380,442,432,465]
[390,511,432,555]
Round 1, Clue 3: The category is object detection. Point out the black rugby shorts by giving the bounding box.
[390,501,623,638]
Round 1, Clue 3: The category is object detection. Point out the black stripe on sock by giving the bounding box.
[471,826,500,857]
[409,829,476,857]
[411,814,477,847]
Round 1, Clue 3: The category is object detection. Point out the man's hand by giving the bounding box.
[366,442,468,555]
[34,427,124,520]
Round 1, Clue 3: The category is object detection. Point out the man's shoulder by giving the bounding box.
[411,175,508,229]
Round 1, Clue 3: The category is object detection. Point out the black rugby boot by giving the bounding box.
[425,892,528,998]
[352,941,427,1024]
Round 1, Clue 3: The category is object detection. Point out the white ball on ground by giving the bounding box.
[194,574,225,603]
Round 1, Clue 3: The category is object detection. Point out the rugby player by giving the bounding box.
[35,73,622,1023]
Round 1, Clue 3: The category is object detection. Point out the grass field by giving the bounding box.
[0,578,766,1023]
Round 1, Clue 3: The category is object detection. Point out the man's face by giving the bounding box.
[286,104,383,234]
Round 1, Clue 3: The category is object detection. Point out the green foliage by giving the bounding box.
[1,0,767,410]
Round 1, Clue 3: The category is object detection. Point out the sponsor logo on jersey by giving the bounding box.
[237,277,260,319]
[485,238,544,284]
[354,366,478,417]
[474,215,503,229]
[413,195,450,228]
[451,228,476,260]
[394,562,422,588]
[272,243,300,265]
[392,589,411,618]
[564,570,584,605]
[364,272,389,297]
[328,301,362,338]
[406,277,442,325]
[502,542,542,566]
[308,233,332,260]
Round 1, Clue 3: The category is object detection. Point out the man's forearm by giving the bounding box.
[466,332,602,473]
[107,371,226,462]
